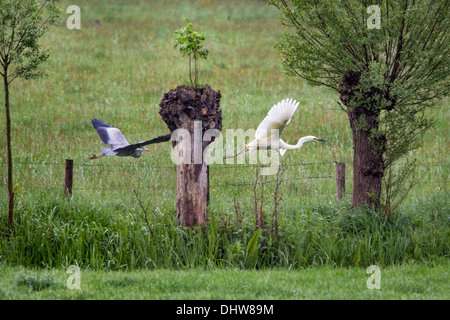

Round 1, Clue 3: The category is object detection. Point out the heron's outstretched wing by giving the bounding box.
[116,134,171,154]
[255,98,299,140]
[101,146,118,156]
[132,134,171,148]
[91,119,130,149]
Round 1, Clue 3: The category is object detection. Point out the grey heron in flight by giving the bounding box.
[225,98,326,158]
[89,119,170,160]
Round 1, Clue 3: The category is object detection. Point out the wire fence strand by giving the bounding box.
[9,160,448,194]
[12,160,450,169]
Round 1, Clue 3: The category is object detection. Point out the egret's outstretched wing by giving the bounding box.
[91,119,130,150]
[255,98,299,140]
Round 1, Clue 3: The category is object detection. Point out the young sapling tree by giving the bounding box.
[173,18,209,87]
[0,0,61,231]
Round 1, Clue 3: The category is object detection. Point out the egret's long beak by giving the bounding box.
[315,138,326,142]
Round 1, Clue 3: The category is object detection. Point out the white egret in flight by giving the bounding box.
[89,119,170,160]
[226,98,326,158]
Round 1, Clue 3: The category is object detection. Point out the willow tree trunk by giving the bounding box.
[340,71,386,209]
[3,68,14,231]
[348,106,384,208]
[159,85,222,227]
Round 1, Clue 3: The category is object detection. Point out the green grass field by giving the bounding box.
[0,0,448,299]
[1,263,448,299]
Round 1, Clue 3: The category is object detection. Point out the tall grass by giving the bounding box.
[1,191,447,270]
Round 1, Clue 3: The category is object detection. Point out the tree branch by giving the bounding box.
[7,72,18,85]
[389,0,408,83]
[10,0,49,56]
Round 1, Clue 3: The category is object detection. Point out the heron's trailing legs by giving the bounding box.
[89,148,151,160]
[89,153,104,160]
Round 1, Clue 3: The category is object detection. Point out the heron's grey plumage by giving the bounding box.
[90,119,171,159]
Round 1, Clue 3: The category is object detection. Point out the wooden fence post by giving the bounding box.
[336,162,345,200]
[207,165,210,206]
[64,159,73,198]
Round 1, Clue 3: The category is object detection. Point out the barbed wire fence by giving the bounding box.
[6,159,449,201]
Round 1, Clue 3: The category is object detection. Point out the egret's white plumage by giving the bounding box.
[255,98,299,141]
[226,98,325,158]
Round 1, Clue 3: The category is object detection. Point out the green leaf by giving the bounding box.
[245,228,262,269]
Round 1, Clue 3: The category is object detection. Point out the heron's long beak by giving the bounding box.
[315,138,326,142]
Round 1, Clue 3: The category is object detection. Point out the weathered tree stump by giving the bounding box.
[159,85,222,227]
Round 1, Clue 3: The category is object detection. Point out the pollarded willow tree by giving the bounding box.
[160,19,222,227]
[270,0,449,210]
[0,0,61,230]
